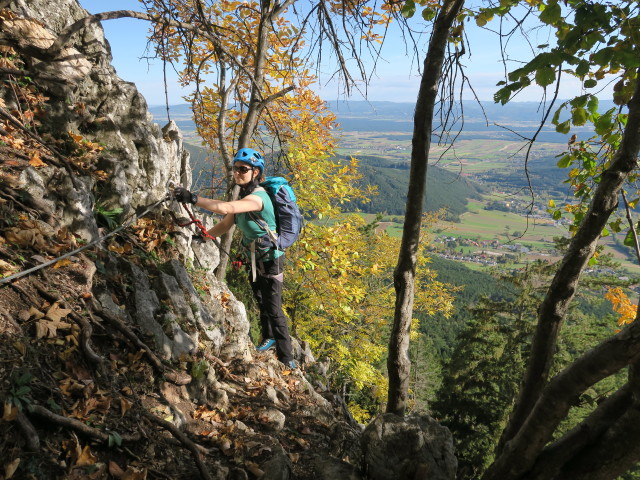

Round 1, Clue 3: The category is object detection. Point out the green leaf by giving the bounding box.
[575,60,590,77]
[108,432,123,448]
[422,8,436,21]
[592,48,613,67]
[15,386,31,396]
[540,2,562,25]
[535,66,556,87]
[17,372,33,385]
[551,105,565,125]
[569,95,589,108]
[594,112,613,136]
[609,218,623,233]
[475,11,493,27]
[572,107,588,126]
[587,96,599,114]
[557,154,572,168]
[556,120,571,134]
[624,229,636,247]
[494,87,511,105]
[507,68,525,83]
[401,0,416,18]
[584,79,598,88]
[552,210,562,220]
[47,399,62,412]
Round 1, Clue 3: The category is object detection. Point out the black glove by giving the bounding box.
[174,187,198,204]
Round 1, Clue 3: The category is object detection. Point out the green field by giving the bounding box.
[336,133,565,173]
[376,194,640,275]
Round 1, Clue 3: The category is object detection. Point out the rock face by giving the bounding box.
[361,413,457,480]
[4,0,250,360]
[13,0,188,232]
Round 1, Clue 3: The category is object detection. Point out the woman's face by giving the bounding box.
[233,162,257,186]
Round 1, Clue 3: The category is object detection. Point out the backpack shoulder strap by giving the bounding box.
[248,211,278,244]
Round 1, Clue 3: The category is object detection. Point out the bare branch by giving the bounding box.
[28,404,140,443]
[140,409,214,480]
[47,10,195,58]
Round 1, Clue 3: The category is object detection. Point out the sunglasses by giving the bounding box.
[233,165,253,174]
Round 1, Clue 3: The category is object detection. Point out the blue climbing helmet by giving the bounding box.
[233,148,264,174]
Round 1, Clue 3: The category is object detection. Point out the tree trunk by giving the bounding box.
[216,1,271,280]
[386,0,465,416]
[484,71,640,480]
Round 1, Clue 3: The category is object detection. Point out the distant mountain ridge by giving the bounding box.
[149,100,614,131]
[150,99,614,141]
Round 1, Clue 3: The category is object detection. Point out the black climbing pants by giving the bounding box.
[250,255,294,364]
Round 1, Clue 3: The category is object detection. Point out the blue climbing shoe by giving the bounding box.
[256,338,275,351]
[287,360,297,369]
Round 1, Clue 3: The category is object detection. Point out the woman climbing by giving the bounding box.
[173,148,296,369]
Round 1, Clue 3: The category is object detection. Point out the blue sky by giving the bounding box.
[78,0,592,107]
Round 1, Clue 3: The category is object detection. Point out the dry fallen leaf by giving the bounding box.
[109,461,125,478]
[121,386,133,396]
[2,401,18,421]
[5,226,48,251]
[59,377,86,397]
[18,307,44,322]
[13,341,26,355]
[294,437,309,449]
[28,152,46,168]
[120,397,132,417]
[121,467,148,480]
[245,462,264,478]
[53,258,72,269]
[0,259,17,276]
[219,436,233,453]
[4,458,20,479]
[45,302,72,322]
[75,445,97,467]
[219,292,231,309]
[68,131,83,143]
[94,170,109,181]
[289,452,301,463]
[36,318,72,339]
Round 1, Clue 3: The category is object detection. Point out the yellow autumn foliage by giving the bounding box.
[604,287,638,326]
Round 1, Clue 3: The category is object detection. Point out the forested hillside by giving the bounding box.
[346,155,485,219]
[419,256,513,357]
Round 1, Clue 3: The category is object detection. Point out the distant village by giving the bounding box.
[430,235,538,267]
[430,195,638,286]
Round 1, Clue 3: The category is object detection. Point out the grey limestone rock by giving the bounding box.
[361,413,457,480]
